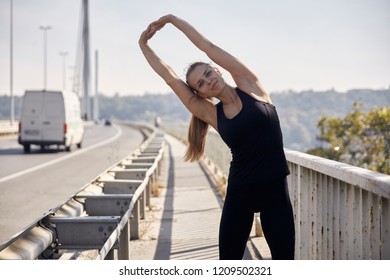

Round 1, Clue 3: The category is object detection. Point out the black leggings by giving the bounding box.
[219,177,295,260]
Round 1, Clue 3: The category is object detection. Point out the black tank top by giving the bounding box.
[217,87,290,186]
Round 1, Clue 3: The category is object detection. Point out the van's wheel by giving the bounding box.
[23,144,31,153]
[65,145,71,152]
[77,141,82,149]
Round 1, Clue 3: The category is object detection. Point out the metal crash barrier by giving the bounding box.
[0,126,166,260]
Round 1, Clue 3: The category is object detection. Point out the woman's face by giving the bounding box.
[187,64,225,97]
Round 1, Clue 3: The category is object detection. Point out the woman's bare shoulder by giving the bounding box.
[236,80,272,104]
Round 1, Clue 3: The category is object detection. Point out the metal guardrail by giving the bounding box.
[0,124,166,260]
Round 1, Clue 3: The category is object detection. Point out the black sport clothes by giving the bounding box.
[216,87,295,260]
[216,87,290,186]
[219,178,295,260]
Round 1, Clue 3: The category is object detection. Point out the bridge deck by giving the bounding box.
[130,133,270,260]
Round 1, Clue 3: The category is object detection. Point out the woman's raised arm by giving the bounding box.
[138,24,180,85]
[160,17,254,81]
[150,15,270,101]
[139,22,217,129]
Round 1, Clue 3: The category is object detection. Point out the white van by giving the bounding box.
[18,90,84,153]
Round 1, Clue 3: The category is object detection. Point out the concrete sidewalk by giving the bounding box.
[130,133,270,260]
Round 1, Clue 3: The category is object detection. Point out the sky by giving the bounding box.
[0,0,389,97]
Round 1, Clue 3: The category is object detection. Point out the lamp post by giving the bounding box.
[10,0,14,125]
[39,25,51,90]
[59,52,68,90]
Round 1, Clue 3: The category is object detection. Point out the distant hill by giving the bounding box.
[271,88,390,151]
[97,93,189,122]
[1,88,388,151]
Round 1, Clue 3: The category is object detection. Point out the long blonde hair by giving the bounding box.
[184,114,210,161]
[184,62,211,162]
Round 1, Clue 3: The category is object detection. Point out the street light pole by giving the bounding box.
[10,0,14,125]
[59,52,68,90]
[39,25,51,90]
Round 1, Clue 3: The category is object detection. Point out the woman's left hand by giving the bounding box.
[139,24,160,47]
[139,15,174,46]
[150,14,174,30]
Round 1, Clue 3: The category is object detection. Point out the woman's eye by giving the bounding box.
[206,71,211,77]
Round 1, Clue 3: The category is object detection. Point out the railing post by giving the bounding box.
[289,162,301,259]
[332,179,340,259]
[361,190,371,259]
[381,198,390,259]
[346,184,354,259]
[326,176,333,260]
[371,195,381,259]
[353,187,362,259]
[300,167,310,259]
[310,170,318,259]
[320,173,327,259]
[140,191,146,219]
[146,180,151,207]
[130,201,140,240]
[118,221,130,260]
[339,181,347,259]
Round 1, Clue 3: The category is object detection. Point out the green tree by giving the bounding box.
[307,103,390,174]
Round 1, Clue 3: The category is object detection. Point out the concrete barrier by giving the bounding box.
[0,120,18,136]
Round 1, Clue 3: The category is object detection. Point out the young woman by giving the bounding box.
[139,14,295,260]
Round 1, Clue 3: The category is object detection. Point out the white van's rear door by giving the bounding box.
[42,92,64,141]
[21,92,43,141]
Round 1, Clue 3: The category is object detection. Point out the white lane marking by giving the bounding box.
[0,125,123,184]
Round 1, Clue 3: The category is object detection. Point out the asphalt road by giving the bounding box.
[0,123,144,245]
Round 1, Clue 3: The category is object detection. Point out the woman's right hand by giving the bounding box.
[139,15,175,47]
[149,14,174,31]
[139,25,154,46]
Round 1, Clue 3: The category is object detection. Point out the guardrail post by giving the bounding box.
[102,179,146,220]
[146,180,151,206]
[130,201,140,240]
[140,191,146,219]
[118,221,130,260]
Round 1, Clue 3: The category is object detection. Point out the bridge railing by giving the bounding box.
[286,150,389,260]
[0,124,166,260]
[163,122,390,260]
